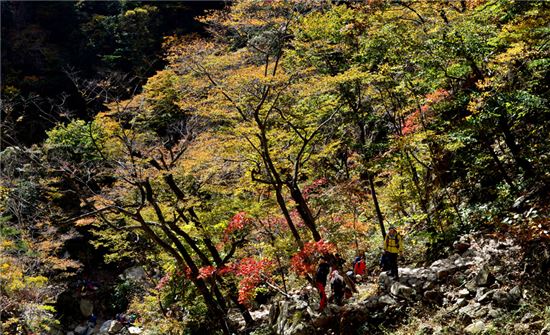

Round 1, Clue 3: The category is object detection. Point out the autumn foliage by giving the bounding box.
[290,240,337,276]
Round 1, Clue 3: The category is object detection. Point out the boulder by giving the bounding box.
[390,282,415,300]
[464,320,487,334]
[458,288,470,298]
[474,265,493,287]
[79,299,93,317]
[455,298,468,307]
[99,320,123,334]
[378,272,391,291]
[122,266,147,282]
[127,327,142,335]
[475,288,493,303]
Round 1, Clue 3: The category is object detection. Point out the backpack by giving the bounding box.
[385,234,399,249]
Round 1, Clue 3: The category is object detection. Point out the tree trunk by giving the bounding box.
[288,183,321,242]
[367,173,386,238]
[499,114,534,176]
[274,186,304,248]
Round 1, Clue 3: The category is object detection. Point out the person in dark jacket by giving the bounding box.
[315,256,330,311]
[329,270,345,305]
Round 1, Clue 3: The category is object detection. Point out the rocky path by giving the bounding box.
[262,233,549,335]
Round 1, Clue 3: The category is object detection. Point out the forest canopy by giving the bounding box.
[1,1,549,334]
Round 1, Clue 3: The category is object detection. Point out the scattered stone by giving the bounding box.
[465,320,487,334]
[436,269,450,280]
[423,281,435,291]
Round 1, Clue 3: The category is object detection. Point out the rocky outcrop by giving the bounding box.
[259,233,542,335]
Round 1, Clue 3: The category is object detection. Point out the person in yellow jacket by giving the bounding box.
[383,226,402,279]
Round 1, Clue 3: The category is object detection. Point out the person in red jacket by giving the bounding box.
[353,255,366,277]
[315,256,330,311]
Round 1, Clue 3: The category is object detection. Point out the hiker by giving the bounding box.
[354,255,366,277]
[329,269,345,306]
[315,255,331,311]
[334,253,346,268]
[383,226,403,279]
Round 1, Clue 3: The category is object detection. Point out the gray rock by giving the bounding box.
[79,299,93,317]
[423,290,443,304]
[423,281,435,291]
[455,298,468,307]
[509,286,522,302]
[475,265,493,287]
[127,326,142,334]
[465,320,487,334]
[74,326,87,334]
[474,306,488,318]
[122,266,147,282]
[436,269,450,280]
[514,323,530,333]
[492,289,510,306]
[99,320,123,334]
[390,282,415,300]
[459,302,481,320]
[458,288,470,297]
[475,288,494,303]
[378,295,397,306]
[487,307,502,319]
[521,312,536,323]
[378,272,391,291]
[67,332,75,335]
